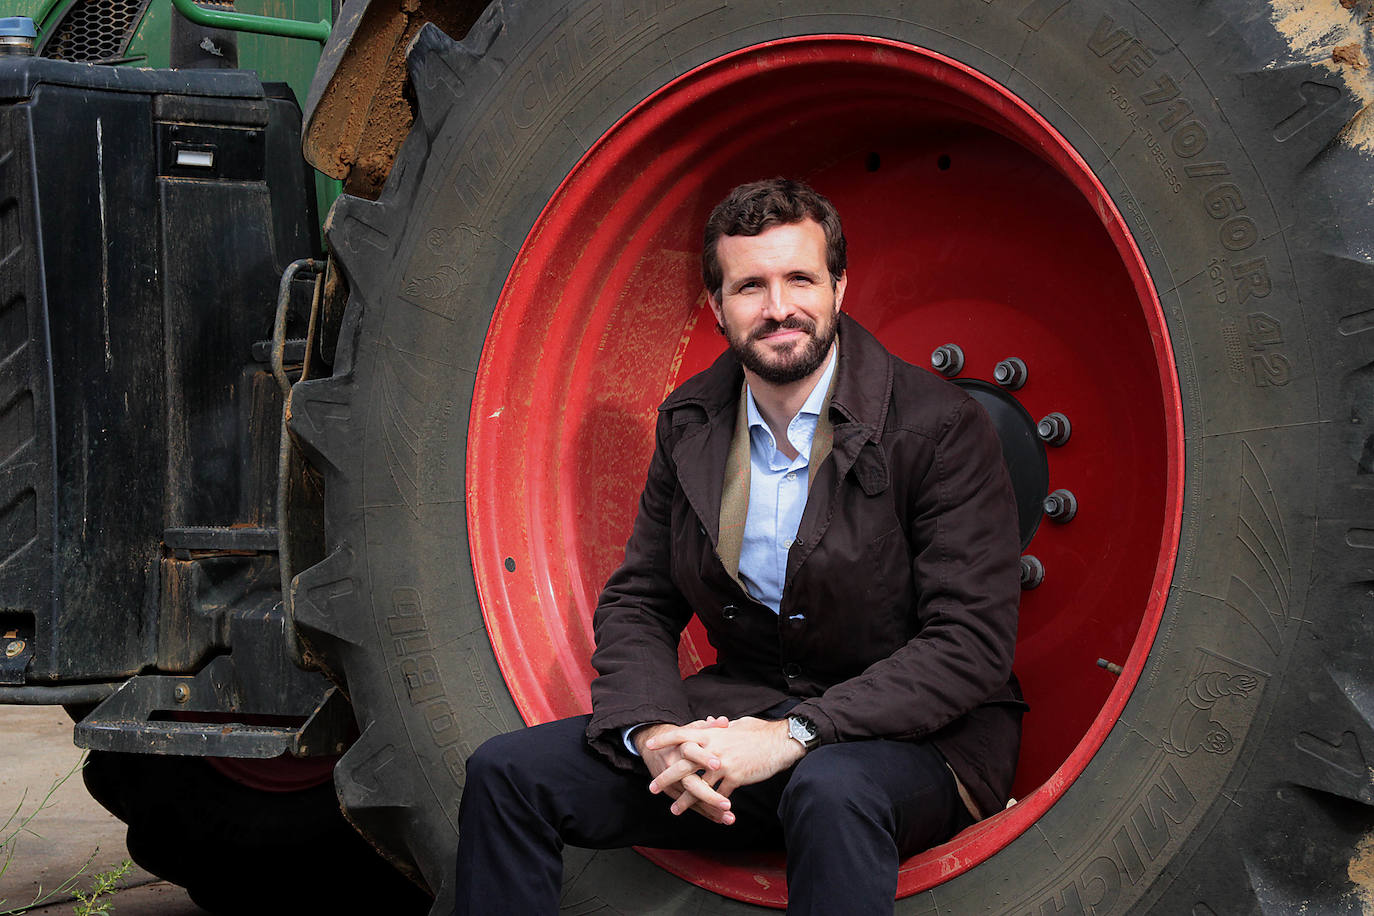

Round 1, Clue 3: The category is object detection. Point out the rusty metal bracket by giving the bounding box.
[276,254,332,670]
[74,655,347,758]
[271,258,323,395]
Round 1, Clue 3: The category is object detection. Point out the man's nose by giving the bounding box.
[761,283,794,320]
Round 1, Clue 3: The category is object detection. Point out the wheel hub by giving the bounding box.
[952,378,1049,549]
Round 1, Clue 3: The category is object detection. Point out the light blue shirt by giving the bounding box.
[738,346,836,615]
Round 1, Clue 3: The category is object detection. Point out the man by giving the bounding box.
[455,179,1024,914]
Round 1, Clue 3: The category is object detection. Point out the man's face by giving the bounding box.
[708,220,846,387]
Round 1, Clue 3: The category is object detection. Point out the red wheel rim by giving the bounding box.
[207,753,336,793]
[469,36,1183,904]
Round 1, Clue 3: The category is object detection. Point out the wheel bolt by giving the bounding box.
[1037,412,1071,446]
[1043,488,1078,522]
[1020,555,1045,589]
[930,343,965,377]
[4,639,24,658]
[993,357,1028,390]
[173,684,190,703]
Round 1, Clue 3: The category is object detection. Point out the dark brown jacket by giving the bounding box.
[586,314,1026,817]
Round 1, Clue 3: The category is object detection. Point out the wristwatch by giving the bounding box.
[787,714,820,751]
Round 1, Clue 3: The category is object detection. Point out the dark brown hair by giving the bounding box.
[701,178,847,301]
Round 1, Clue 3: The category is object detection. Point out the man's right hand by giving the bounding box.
[634,719,735,825]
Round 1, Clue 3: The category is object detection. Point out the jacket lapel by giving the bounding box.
[787,314,894,582]
[664,350,742,554]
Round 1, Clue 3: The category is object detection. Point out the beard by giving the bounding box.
[726,311,838,385]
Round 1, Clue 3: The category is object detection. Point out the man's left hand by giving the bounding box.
[645,717,806,818]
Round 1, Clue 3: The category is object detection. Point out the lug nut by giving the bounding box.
[993,357,1028,390]
[1019,555,1045,589]
[1043,488,1078,522]
[4,639,24,658]
[173,684,190,703]
[930,343,965,377]
[1037,412,1071,446]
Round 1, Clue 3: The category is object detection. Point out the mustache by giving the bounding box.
[748,315,816,342]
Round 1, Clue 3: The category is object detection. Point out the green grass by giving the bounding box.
[0,753,132,915]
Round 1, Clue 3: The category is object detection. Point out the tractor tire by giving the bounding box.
[289,1,1374,912]
[82,751,429,915]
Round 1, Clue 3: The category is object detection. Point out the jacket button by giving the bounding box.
[721,605,737,620]
[783,662,802,679]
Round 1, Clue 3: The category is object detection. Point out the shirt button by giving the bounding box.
[785,472,797,481]
[783,662,802,679]
[721,605,738,620]
[783,538,793,548]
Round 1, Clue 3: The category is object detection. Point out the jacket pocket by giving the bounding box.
[864,524,913,624]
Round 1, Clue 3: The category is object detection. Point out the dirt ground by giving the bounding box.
[0,705,203,915]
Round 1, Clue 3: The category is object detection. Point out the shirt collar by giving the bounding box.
[744,340,838,434]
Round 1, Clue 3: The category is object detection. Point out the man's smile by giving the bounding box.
[751,317,815,346]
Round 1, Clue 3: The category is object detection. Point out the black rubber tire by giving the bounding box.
[82,751,430,915]
[290,1,1374,912]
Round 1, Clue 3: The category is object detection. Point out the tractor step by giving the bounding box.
[163,526,278,558]
[74,656,349,758]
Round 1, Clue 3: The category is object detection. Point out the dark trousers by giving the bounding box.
[453,714,972,915]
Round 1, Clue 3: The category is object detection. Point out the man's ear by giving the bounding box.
[707,291,725,331]
[834,271,848,311]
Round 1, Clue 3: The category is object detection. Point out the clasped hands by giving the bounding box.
[634,716,805,826]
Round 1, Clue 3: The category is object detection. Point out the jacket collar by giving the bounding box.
[660,312,894,546]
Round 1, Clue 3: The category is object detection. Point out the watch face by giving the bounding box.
[789,715,818,747]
